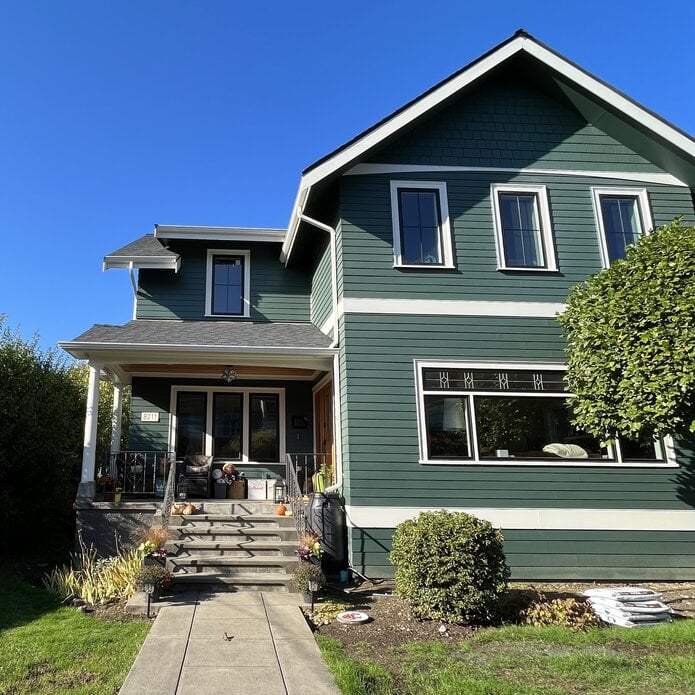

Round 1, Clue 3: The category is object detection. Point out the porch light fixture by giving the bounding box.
[143,580,156,618]
[221,366,237,383]
[274,478,286,503]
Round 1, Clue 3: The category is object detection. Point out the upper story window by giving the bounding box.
[390,181,454,268]
[205,250,250,317]
[491,184,556,271]
[592,187,652,266]
[415,362,670,467]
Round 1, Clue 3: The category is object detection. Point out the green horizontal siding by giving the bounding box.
[339,173,694,302]
[349,527,695,581]
[338,313,695,510]
[137,240,310,322]
[366,71,661,172]
[129,377,315,455]
[310,238,332,328]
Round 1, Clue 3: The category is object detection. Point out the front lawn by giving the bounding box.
[0,571,150,695]
[317,615,695,695]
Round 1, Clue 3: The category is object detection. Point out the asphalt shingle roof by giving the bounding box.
[104,234,177,259]
[68,320,333,349]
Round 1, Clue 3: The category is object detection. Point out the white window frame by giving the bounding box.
[169,385,286,463]
[591,187,653,268]
[414,360,675,468]
[490,184,556,271]
[390,180,454,269]
[205,249,251,317]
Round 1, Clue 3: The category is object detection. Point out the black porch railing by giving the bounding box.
[101,451,174,497]
[285,453,332,537]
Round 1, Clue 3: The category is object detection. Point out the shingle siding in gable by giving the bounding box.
[136,241,310,322]
[367,75,662,172]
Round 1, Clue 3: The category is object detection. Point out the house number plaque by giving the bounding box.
[140,412,160,422]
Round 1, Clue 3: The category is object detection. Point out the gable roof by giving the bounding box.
[281,30,695,262]
[103,234,180,271]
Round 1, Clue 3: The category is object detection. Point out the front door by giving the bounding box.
[314,381,334,478]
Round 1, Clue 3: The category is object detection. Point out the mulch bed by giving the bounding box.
[313,579,695,659]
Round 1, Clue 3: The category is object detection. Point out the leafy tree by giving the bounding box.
[558,218,695,439]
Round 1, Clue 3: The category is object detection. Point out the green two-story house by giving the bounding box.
[62,31,695,580]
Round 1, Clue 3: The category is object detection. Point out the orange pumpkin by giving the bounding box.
[275,503,287,516]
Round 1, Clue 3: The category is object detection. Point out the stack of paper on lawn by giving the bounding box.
[584,587,672,627]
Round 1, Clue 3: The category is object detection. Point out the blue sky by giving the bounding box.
[1,1,694,351]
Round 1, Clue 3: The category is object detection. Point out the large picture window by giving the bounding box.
[592,188,652,266]
[390,181,454,268]
[171,387,284,463]
[416,363,669,466]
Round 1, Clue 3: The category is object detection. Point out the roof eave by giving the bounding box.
[155,224,286,244]
[102,256,181,272]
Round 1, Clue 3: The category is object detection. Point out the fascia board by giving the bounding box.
[155,225,286,243]
[102,256,181,271]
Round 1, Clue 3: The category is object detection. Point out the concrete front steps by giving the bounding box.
[166,500,300,593]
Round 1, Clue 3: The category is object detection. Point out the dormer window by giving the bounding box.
[390,181,454,268]
[205,249,250,317]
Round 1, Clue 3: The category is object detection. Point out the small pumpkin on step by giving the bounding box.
[275,503,287,516]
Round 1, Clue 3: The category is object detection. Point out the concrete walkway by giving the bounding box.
[120,592,339,695]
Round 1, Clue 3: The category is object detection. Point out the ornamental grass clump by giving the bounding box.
[390,510,510,624]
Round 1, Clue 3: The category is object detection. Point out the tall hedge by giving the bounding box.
[558,219,695,439]
[0,318,127,552]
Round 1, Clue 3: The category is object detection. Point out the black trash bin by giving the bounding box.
[308,492,347,573]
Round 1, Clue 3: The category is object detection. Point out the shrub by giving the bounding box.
[43,539,142,605]
[389,510,510,623]
[134,565,173,592]
[522,593,600,631]
[292,562,326,593]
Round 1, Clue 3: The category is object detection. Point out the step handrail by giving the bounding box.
[161,456,177,532]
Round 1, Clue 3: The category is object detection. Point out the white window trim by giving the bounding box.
[490,184,557,272]
[414,360,676,468]
[205,249,251,317]
[591,187,653,269]
[169,385,286,463]
[390,180,454,269]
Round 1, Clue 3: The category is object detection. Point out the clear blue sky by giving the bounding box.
[1,1,694,352]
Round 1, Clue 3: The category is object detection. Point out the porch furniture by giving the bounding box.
[176,455,213,498]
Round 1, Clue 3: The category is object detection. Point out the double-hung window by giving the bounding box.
[416,362,670,466]
[205,249,250,317]
[592,188,652,266]
[390,181,454,268]
[491,184,556,271]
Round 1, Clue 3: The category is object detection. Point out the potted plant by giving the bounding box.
[292,562,325,605]
[135,565,173,601]
[295,531,323,563]
[138,525,170,566]
[96,474,116,501]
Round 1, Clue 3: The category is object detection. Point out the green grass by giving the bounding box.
[317,620,695,695]
[0,571,150,695]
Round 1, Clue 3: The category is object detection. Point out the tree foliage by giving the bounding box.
[0,317,129,551]
[558,218,695,439]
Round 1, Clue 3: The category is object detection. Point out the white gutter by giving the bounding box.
[295,212,342,494]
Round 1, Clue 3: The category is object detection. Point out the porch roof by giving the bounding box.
[60,321,336,373]
[63,320,332,350]
[103,234,180,271]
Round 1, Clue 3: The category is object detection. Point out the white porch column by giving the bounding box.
[77,362,102,500]
[110,382,123,453]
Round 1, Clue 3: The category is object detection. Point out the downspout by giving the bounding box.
[297,212,342,494]
[128,262,138,320]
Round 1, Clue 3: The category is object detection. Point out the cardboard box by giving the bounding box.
[247,479,268,500]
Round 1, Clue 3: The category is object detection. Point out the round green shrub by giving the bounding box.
[389,510,510,623]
